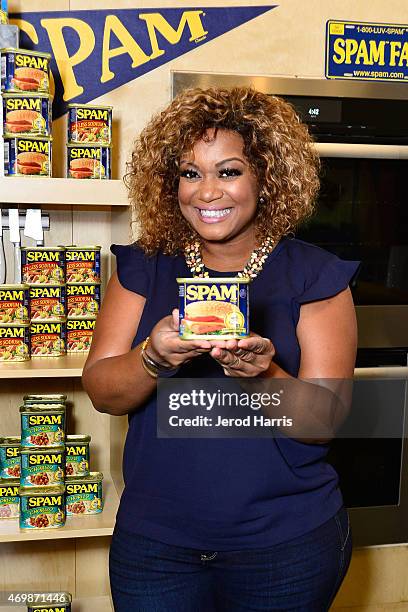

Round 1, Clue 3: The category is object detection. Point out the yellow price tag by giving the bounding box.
[329,22,345,35]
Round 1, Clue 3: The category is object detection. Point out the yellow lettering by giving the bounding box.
[355,39,369,65]
[140,10,208,60]
[101,15,150,83]
[369,40,386,66]
[344,39,359,64]
[390,41,401,66]
[398,41,408,66]
[333,38,345,64]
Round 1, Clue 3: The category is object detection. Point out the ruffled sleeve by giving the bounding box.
[296,246,360,305]
[110,243,150,297]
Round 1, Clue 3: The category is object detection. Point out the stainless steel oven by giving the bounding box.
[172,72,408,546]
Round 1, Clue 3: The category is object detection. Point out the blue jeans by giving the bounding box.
[109,506,352,611]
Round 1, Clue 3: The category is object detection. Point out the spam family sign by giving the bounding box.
[10,6,276,119]
[326,20,408,82]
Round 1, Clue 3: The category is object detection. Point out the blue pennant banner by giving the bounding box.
[10,6,277,119]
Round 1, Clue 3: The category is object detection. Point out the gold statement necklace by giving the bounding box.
[184,236,275,279]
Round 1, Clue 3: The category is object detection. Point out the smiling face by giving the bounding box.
[178,129,259,245]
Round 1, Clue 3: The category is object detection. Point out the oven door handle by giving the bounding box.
[354,366,408,379]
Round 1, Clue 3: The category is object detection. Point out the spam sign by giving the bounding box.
[326,20,408,82]
[11,6,276,119]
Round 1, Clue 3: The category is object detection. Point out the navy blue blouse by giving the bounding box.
[110,237,359,550]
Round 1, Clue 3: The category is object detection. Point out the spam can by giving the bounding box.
[4,135,52,177]
[0,478,19,519]
[177,277,249,339]
[21,446,65,488]
[20,485,65,529]
[30,284,66,321]
[20,404,66,447]
[24,394,67,405]
[0,283,29,324]
[28,593,72,612]
[65,435,91,477]
[0,10,8,25]
[65,246,101,284]
[2,92,52,137]
[0,323,30,360]
[67,144,111,179]
[67,283,100,318]
[67,318,95,352]
[66,472,103,515]
[30,320,66,357]
[68,104,112,145]
[0,436,20,479]
[1,48,51,92]
[22,246,65,285]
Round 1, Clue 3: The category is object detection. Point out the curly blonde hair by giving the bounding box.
[126,86,320,254]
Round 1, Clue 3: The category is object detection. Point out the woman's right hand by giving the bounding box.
[146,308,212,369]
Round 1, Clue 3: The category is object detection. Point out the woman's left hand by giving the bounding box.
[210,333,275,377]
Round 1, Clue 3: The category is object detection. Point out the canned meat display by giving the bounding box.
[66,318,95,352]
[30,320,66,357]
[0,284,29,323]
[0,478,19,518]
[67,144,111,179]
[65,246,101,283]
[1,48,51,92]
[177,277,250,339]
[29,284,66,321]
[20,403,66,447]
[67,283,100,319]
[65,435,90,477]
[27,593,72,612]
[0,437,20,479]
[4,135,52,177]
[20,485,65,529]
[21,247,65,285]
[0,323,30,361]
[66,472,103,515]
[2,93,52,137]
[68,104,112,145]
[21,446,65,487]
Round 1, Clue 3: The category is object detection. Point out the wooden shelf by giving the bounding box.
[0,177,128,207]
[315,142,408,159]
[0,353,87,378]
[1,596,113,612]
[0,472,119,543]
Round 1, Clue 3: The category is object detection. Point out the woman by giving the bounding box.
[82,87,359,611]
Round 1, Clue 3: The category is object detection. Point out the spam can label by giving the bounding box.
[0,284,29,323]
[20,405,66,447]
[3,93,52,137]
[67,318,95,352]
[177,278,249,339]
[66,472,103,515]
[1,48,50,93]
[0,324,30,360]
[30,321,66,357]
[66,247,101,284]
[22,247,65,285]
[20,486,65,529]
[21,447,65,487]
[0,437,21,479]
[65,436,90,477]
[5,136,52,177]
[0,478,19,519]
[67,144,111,179]
[68,104,112,145]
[30,285,66,321]
[67,284,100,318]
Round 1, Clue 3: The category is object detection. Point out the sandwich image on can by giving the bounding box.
[177,278,249,339]
[16,151,48,175]
[1,48,51,93]
[67,144,111,179]
[4,136,52,176]
[2,93,52,136]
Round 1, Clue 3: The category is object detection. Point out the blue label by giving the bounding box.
[326,20,408,82]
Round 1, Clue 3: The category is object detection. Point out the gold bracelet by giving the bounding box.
[140,348,158,379]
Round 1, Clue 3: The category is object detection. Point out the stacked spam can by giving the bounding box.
[1,48,52,177]
[0,394,104,529]
[0,283,30,360]
[67,104,112,179]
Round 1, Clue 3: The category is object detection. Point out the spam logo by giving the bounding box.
[28,414,62,426]
[28,494,62,507]
[6,447,20,458]
[66,251,95,261]
[69,148,100,160]
[30,286,62,298]
[76,107,109,121]
[66,445,86,456]
[186,284,238,302]
[6,97,41,111]
[31,322,62,334]
[17,139,49,154]
[67,320,95,331]
[15,52,48,70]
[32,608,66,612]
[26,250,61,262]
[10,7,275,119]
[67,285,96,296]
[0,327,25,338]
[0,485,19,497]
[29,453,62,465]
[0,288,24,301]
[66,482,98,494]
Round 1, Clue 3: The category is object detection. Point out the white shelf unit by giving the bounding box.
[0,178,128,607]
